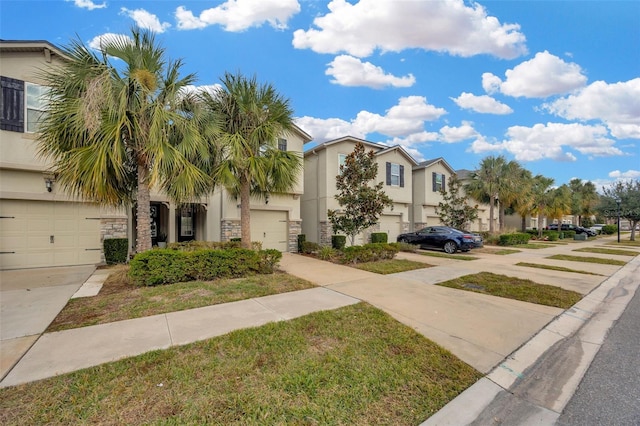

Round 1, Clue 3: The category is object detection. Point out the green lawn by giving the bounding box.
[47,266,315,332]
[0,304,481,426]
[573,247,640,256]
[546,254,627,266]
[354,259,432,274]
[516,262,603,276]
[436,272,582,309]
[419,251,478,261]
[513,243,555,249]
[476,247,521,255]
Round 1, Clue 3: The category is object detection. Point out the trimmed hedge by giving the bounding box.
[332,235,346,250]
[342,243,399,264]
[563,230,576,239]
[297,234,306,253]
[602,225,617,235]
[301,241,321,254]
[129,248,281,286]
[168,241,242,251]
[104,238,128,264]
[498,233,532,246]
[370,232,388,243]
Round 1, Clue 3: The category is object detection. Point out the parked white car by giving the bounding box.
[589,224,606,234]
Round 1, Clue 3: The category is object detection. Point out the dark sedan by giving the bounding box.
[397,226,483,254]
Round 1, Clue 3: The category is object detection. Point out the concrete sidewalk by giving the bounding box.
[0,286,358,387]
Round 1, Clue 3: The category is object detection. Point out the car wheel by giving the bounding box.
[443,241,457,254]
[398,237,408,243]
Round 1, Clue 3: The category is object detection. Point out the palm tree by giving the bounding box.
[529,175,555,238]
[200,72,302,249]
[466,155,507,233]
[496,160,527,231]
[511,168,534,231]
[546,185,572,226]
[569,179,599,226]
[37,28,215,253]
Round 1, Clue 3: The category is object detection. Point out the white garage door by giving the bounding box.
[0,200,102,270]
[378,214,402,243]
[250,210,288,251]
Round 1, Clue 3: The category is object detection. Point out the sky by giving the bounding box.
[1,0,638,191]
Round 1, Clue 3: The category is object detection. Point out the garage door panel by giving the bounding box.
[251,210,288,251]
[378,215,401,242]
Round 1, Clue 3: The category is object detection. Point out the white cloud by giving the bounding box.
[120,8,171,33]
[88,33,131,51]
[181,84,222,97]
[469,135,505,154]
[68,0,106,10]
[295,96,445,145]
[175,0,300,32]
[609,170,640,180]
[439,122,478,142]
[483,51,587,98]
[292,0,527,59]
[502,122,621,162]
[451,92,513,114]
[545,78,640,139]
[326,55,415,89]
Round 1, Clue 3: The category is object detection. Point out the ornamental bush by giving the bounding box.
[602,225,617,235]
[498,233,531,246]
[103,238,128,264]
[331,235,346,250]
[342,243,399,264]
[370,232,388,243]
[297,234,306,253]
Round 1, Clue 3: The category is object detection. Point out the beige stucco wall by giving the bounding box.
[412,162,455,227]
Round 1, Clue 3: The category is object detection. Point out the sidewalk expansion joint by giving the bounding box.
[164,315,174,345]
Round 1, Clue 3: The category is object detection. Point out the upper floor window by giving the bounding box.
[432,172,446,192]
[278,138,287,151]
[26,83,48,133]
[385,162,404,187]
[338,153,347,171]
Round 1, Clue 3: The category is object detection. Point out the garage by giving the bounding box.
[0,200,102,270]
[377,214,402,243]
[250,210,288,251]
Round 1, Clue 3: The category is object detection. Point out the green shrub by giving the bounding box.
[370,232,388,243]
[483,233,501,245]
[602,225,617,235]
[498,233,532,246]
[129,248,275,286]
[297,234,306,253]
[230,237,242,242]
[318,246,339,261]
[302,241,321,254]
[394,242,418,253]
[332,235,346,250]
[103,238,129,264]
[168,240,241,251]
[342,243,399,264]
[543,231,559,241]
[564,230,576,239]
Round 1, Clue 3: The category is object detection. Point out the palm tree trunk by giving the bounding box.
[537,211,544,238]
[520,215,526,232]
[240,176,252,249]
[499,201,505,231]
[136,164,152,253]
[489,195,496,233]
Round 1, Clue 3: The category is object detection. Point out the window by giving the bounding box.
[338,153,347,172]
[26,83,48,133]
[278,138,287,151]
[1,76,25,132]
[432,172,445,192]
[385,162,404,187]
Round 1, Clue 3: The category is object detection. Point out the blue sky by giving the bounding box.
[2,0,638,190]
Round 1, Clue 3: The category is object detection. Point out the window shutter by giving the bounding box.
[442,175,446,192]
[432,172,436,192]
[399,165,404,187]
[1,76,25,132]
[386,162,391,185]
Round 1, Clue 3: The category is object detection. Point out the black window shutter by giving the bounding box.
[1,76,25,132]
[399,165,404,187]
[442,174,446,192]
[432,172,436,192]
[386,162,391,185]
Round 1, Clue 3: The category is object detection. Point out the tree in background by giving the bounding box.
[529,175,555,238]
[436,175,479,230]
[201,72,302,249]
[465,155,506,233]
[601,179,640,241]
[510,168,534,232]
[569,179,599,226]
[545,185,572,226]
[37,28,215,253]
[328,142,393,246]
[496,160,529,232]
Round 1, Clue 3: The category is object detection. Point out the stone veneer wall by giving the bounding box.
[288,220,302,253]
[413,222,428,231]
[319,221,333,246]
[100,218,128,264]
[221,219,242,241]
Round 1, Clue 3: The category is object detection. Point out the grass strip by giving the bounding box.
[546,254,627,266]
[477,248,521,255]
[516,262,603,276]
[513,243,555,249]
[1,303,481,426]
[604,240,640,247]
[436,272,582,309]
[419,251,478,261]
[354,259,432,274]
[573,247,639,256]
[47,266,315,332]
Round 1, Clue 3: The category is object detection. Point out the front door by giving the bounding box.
[178,204,196,242]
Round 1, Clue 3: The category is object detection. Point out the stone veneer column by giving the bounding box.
[319,221,333,246]
[100,217,128,263]
[221,219,242,241]
[288,220,302,252]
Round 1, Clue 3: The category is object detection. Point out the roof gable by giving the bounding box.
[414,157,456,174]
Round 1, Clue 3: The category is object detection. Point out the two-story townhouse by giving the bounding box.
[0,40,127,270]
[0,39,312,271]
[302,136,417,245]
[411,157,457,230]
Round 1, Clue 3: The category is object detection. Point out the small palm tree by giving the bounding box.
[200,72,302,249]
[37,28,216,253]
[466,155,507,233]
[529,175,555,238]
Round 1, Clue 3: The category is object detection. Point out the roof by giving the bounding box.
[304,136,417,165]
[455,169,473,180]
[290,124,313,143]
[413,157,456,174]
[0,40,68,60]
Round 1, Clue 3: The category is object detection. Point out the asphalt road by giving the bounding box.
[557,277,640,426]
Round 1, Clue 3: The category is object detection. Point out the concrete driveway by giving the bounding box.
[0,265,95,379]
[280,237,630,374]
